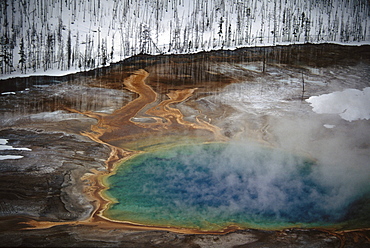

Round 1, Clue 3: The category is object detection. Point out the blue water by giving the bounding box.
[103,142,364,231]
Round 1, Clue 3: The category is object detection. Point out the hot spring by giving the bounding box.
[102,142,369,232]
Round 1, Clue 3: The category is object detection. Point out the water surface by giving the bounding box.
[103,142,364,231]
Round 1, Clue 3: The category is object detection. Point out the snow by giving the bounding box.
[1,0,369,79]
[1,92,16,95]
[0,155,24,161]
[306,87,370,122]
[0,138,32,161]
[0,68,86,80]
[0,145,32,151]
[323,124,336,129]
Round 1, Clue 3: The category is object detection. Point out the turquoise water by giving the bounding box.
[103,142,367,231]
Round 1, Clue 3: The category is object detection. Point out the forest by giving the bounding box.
[0,0,369,78]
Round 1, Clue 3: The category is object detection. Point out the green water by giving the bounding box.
[103,142,369,231]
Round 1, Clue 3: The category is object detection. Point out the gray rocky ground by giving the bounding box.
[0,44,369,247]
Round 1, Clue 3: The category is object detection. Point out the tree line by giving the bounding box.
[0,0,369,77]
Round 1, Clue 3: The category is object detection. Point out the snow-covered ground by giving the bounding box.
[1,0,369,79]
[306,87,370,122]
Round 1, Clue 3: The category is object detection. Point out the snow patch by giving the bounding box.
[0,155,24,161]
[306,88,370,122]
[0,145,32,151]
[0,138,32,161]
[323,124,336,129]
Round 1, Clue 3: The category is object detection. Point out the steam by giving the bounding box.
[266,114,370,220]
[198,62,370,229]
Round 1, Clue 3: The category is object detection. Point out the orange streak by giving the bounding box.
[26,69,227,233]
